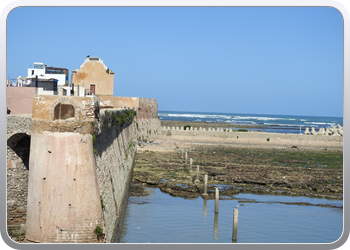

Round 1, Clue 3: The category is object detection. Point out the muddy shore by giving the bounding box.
[130,136,343,202]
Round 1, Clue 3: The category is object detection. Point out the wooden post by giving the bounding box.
[196,165,199,181]
[185,152,188,163]
[215,187,219,214]
[182,148,184,158]
[232,208,239,242]
[202,173,208,196]
[190,158,192,168]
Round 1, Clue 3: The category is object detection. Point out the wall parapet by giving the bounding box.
[161,125,344,137]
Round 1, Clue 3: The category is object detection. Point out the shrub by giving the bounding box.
[267,138,270,142]
[238,129,248,132]
[94,225,103,240]
[100,196,105,210]
[93,149,98,155]
[92,134,96,145]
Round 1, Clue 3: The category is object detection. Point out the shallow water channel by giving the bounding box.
[119,187,343,243]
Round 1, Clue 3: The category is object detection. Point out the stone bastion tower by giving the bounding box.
[25,95,104,243]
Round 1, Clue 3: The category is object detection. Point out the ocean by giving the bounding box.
[158,110,343,134]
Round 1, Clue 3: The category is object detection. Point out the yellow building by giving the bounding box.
[71,57,114,96]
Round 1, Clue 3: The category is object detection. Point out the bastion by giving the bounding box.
[7,94,162,243]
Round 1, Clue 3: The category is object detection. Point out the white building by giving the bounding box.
[26,62,68,86]
[25,62,71,95]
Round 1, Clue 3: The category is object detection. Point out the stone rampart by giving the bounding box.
[7,95,138,243]
[7,115,32,241]
[93,109,137,243]
[98,96,161,141]
[136,98,161,141]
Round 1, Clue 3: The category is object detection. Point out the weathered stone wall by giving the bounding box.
[93,109,137,243]
[7,96,138,243]
[26,131,103,243]
[98,96,162,142]
[7,115,32,241]
[136,98,161,141]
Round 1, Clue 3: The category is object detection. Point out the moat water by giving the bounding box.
[120,187,343,243]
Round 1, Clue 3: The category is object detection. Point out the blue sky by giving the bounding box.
[7,7,343,117]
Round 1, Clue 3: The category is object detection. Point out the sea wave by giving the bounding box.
[166,114,232,119]
[304,122,328,125]
[233,116,287,121]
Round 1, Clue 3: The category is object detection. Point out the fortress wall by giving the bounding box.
[26,96,138,243]
[25,95,104,243]
[7,95,141,243]
[6,116,32,241]
[136,98,161,141]
[26,131,103,243]
[162,128,343,148]
[98,96,162,142]
[93,109,137,243]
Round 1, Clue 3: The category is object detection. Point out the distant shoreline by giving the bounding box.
[160,120,280,129]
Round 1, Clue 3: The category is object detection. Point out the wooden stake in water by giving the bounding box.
[203,173,208,196]
[215,187,219,214]
[196,165,199,181]
[232,207,239,242]
[190,158,193,168]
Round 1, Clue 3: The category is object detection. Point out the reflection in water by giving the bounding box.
[232,208,239,243]
[213,213,219,241]
[203,199,207,220]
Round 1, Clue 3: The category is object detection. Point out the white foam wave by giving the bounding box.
[167,114,232,119]
[233,116,285,121]
[304,122,327,125]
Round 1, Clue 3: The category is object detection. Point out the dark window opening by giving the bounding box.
[54,103,75,120]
